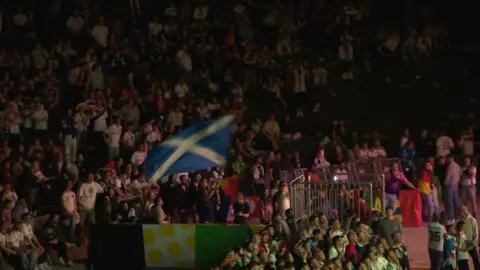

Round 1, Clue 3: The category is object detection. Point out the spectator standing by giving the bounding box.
[231,154,246,175]
[174,175,189,223]
[428,213,445,270]
[456,221,470,270]
[417,161,438,222]
[77,173,104,244]
[377,207,403,245]
[460,156,477,217]
[459,205,480,269]
[444,155,461,224]
[415,129,434,158]
[385,163,417,213]
[104,117,122,161]
[61,180,77,242]
[459,126,475,156]
[436,132,454,157]
[91,17,108,48]
[442,225,457,270]
[61,109,77,162]
[273,182,290,218]
[400,141,416,180]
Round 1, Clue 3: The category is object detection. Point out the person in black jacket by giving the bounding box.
[233,192,250,225]
[41,214,72,266]
[174,175,189,223]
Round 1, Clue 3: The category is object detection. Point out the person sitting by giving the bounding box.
[41,214,72,266]
[0,221,26,270]
[9,220,37,270]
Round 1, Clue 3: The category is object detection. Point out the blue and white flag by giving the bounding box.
[145,115,234,182]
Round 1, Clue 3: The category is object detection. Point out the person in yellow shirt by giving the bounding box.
[264,114,280,139]
[417,161,439,222]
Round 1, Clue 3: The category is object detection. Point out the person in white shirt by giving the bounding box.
[148,16,163,40]
[61,180,77,241]
[252,157,265,182]
[174,78,189,99]
[115,173,132,196]
[20,213,44,261]
[0,221,25,269]
[359,143,371,159]
[193,4,209,20]
[312,65,328,87]
[146,124,162,145]
[206,98,220,115]
[460,126,475,155]
[9,220,38,270]
[4,102,21,148]
[338,40,354,79]
[313,151,330,167]
[131,144,147,168]
[167,107,184,128]
[91,17,108,48]
[373,140,387,158]
[176,45,192,72]
[92,107,108,133]
[104,118,122,160]
[32,102,48,143]
[13,8,28,27]
[456,221,470,270]
[78,173,103,242]
[152,197,169,224]
[122,123,136,153]
[428,213,446,270]
[459,205,480,269]
[335,162,349,181]
[436,133,454,157]
[66,10,85,35]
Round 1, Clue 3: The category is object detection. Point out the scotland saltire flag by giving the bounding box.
[145,115,234,182]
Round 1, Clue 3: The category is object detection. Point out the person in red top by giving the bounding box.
[345,231,360,267]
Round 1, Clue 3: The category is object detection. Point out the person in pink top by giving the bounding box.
[385,163,418,213]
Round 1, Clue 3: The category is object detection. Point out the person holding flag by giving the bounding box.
[144,115,234,183]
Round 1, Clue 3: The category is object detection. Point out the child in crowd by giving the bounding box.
[456,221,469,270]
[442,225,457,270]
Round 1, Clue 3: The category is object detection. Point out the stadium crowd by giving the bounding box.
[0,0,478,269]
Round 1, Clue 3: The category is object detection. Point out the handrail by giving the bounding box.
[290,174,305,186]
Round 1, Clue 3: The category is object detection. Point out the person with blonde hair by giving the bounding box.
[233,192,250,225]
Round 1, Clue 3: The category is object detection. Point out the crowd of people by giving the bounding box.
[218,204,480,270]
[220,205,412,270]
[0,0,477,269]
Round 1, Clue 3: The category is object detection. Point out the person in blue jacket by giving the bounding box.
[442,225,457,270]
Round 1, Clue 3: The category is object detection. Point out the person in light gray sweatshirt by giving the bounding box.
[444,155,461,224]
[377,206,403,245]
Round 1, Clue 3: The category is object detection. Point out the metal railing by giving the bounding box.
[290,174,385,222]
